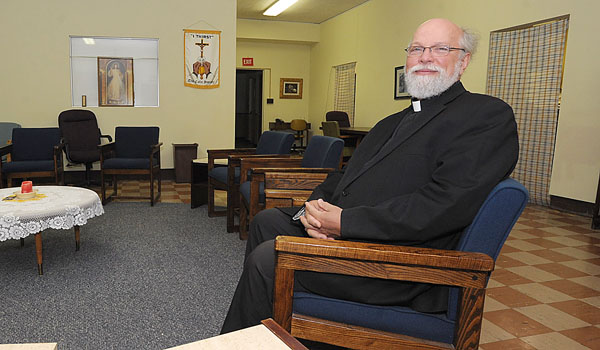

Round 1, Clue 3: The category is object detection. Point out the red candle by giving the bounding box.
[21,181,33,193]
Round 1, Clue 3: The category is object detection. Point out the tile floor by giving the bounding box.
[100,180,600,349]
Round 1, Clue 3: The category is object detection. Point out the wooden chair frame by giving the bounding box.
[273,236,494,350]
[0,143,65,188]
[207,148,291,233]
[99,142,162,206]
[237,156,335,239]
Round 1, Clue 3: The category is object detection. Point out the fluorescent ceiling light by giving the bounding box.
[263,0,298,16]
[83,38,95,45]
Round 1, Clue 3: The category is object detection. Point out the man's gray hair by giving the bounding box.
[459,27,479,56]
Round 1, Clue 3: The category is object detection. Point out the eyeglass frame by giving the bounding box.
[405,45,466,57]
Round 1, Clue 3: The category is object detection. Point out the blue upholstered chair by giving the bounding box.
[0,122,21,162]
[99,126,162,206]
[0,127,64,188]
[238,135,344,239]
[207,131,294,234]
[273,178,529,350]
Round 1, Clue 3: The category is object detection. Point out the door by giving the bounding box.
[235,69,263,148]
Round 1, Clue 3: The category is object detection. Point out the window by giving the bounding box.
[486,15,569,205]
[334,62,356,126]
[70,36,159,107]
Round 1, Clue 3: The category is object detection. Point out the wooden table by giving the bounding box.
[190,158,227,209]
[165,319,307,350]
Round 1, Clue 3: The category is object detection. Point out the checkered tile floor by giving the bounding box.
[98,181,600,349]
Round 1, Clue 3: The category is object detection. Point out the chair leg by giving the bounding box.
[150,169,155,207]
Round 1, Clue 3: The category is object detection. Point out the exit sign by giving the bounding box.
[242,57,254,66]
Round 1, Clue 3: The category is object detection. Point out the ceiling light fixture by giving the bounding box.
[263,0,298,17]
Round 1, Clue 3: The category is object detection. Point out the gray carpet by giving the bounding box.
[0,202,246,349]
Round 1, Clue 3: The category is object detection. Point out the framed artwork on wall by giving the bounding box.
[97,57,134,107]
[279,78,303,99]
[394,66,410,100]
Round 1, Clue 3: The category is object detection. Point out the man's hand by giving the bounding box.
[300,199,342,240]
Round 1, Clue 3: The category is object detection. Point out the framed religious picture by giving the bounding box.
[394,65,410,99]
[279,78,303,99]
[97,57,134,107]
[184,29,221,89]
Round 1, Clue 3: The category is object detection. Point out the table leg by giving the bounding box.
[35,232,43,275]
[74,225,80,251]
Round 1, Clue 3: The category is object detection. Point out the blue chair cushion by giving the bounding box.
[255,131,294,155]
[102,158,153,170]
[11,128,61,161]
[114,127,159,158]
[2,160,56,173]
[239,181,265,204]
[208,166,240,184]
[293,292,455,344]
[301,136,344,168]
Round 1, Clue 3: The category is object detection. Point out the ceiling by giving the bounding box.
[237,0,370,24]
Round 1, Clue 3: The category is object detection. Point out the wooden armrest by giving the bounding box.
[150,142,163,152]
[0,144,13,157]
[275,236,494,289]
[208,148,256,159]
[254,167,334,175]
[229,153,292,160]
[239,157,304,182]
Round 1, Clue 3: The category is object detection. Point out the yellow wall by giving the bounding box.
[236,40,312,132]
[308,0,600,203]
[0,0,236,168]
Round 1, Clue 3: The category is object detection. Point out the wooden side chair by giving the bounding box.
[321,120,360,165]
[272,178,529,350]
[207,131,294,233]
[99,126,162,206]
[237,135,344,239]
[0,127,64,188]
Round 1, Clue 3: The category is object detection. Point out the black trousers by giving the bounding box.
[220,208,446,334]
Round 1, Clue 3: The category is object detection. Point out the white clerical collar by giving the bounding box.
[411,98,421,112]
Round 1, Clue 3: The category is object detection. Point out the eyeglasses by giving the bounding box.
[405,45,466,57]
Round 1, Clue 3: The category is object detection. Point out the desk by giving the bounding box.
[165,319,307,350]
[339,126,371,136]
[0,186,104,274]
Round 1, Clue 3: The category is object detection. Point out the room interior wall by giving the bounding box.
[0,0,236,169]
[236,40,312,133]
[308,0,599,203]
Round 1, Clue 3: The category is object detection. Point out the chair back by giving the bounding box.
[301,135,344,168]
[11,128,61,161]
[290,119,307,131]
[255,131,294,155]
[114,126,159,158]
[447,178,528,320]
[326,111,350,127]
[321,121,341,138]
[0,122,21,146]
[58,110,102,163]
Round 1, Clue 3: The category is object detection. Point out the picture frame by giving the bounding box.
[97,57,134,107]
[279,78,303,99]
[394,66,410,100]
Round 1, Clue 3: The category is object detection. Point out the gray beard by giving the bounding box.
[405,61,461,99]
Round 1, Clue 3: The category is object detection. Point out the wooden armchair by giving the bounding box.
[207,131,294,233]
[0,128,64,188]
[272,178,529,350]
[237,135,344,239]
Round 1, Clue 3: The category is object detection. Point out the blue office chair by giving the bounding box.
[0,128,64,188]
[238,135,344,239]
[273,178,529,350]
[207,131,295,234]
[99,126,162,206]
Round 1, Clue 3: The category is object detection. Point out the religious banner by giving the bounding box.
[184,29,220,89]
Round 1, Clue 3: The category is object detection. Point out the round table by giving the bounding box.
[0,186,104,274]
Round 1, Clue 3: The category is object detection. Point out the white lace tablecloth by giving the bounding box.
[0,186,104,241]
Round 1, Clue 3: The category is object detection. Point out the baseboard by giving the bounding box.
[64,169,177,183]
[550,195,595,217]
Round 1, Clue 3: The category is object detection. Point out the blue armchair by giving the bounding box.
[0,127,64,188]
[207,131,294,233]
[99,126,162,206]
[273,178,529,350]
[238,135,344,239]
